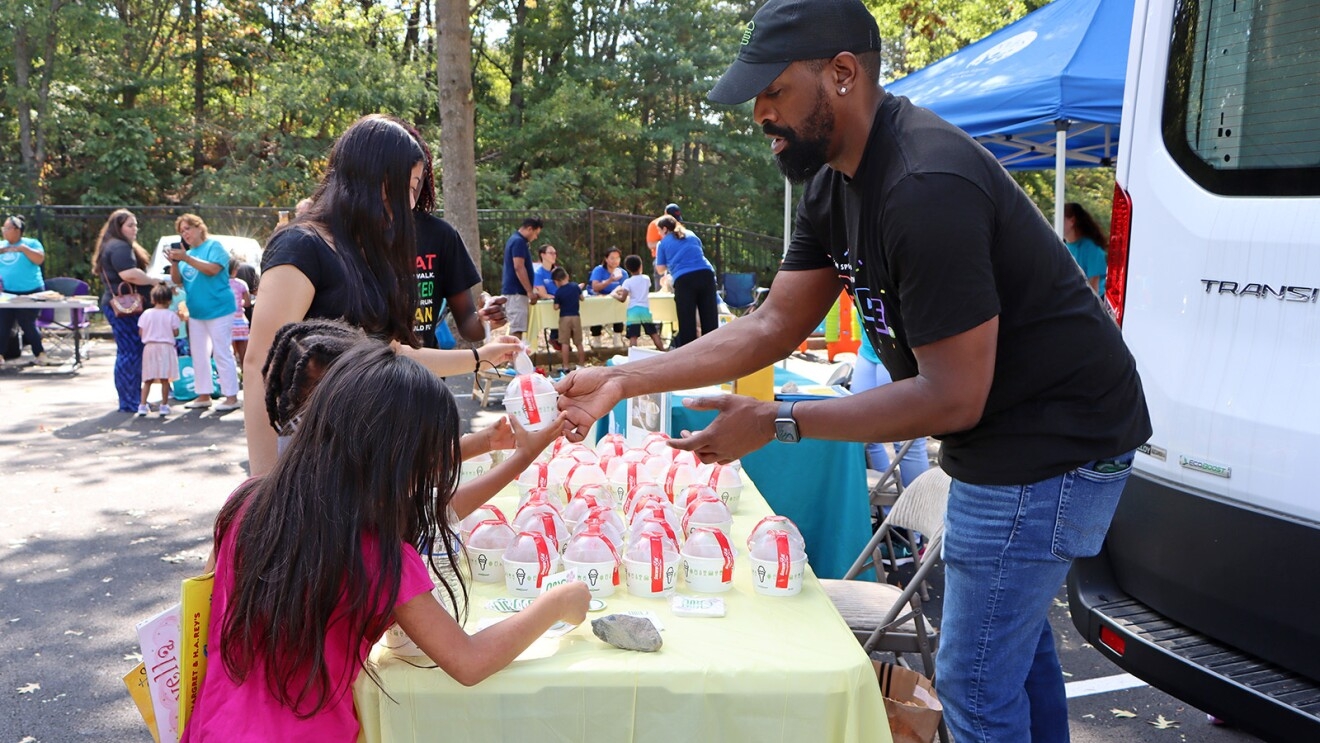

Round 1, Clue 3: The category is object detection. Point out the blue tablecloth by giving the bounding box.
[596,366,872,580]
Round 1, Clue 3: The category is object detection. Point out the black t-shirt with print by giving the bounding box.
[414,212,482,348]
[781,93,1150,485]
[261,226,377,327]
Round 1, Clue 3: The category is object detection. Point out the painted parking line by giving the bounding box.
[1065,672,1149,699]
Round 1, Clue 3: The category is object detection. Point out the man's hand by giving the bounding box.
[556,367,627,442]
[478,295,508,326]
[667,395,777,464]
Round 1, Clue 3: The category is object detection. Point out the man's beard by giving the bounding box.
[765,87,834,184]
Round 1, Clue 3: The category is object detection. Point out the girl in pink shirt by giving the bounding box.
[136,284,181,416]
[182,341,590,742]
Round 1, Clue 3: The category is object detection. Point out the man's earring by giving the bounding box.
[839,87,847,94]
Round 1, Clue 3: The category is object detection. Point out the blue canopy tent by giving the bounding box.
[884,0,1133,233]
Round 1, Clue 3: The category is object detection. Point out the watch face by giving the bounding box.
[775,419,800,443]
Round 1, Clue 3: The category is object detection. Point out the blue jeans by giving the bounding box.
[936,453,1134,742]
[851,355,929,486]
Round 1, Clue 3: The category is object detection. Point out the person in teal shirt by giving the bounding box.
[0,215,49,366]
[169,214,240,411]
[1063,202,1107,296]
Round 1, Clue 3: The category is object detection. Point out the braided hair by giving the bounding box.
[261,319,367,432]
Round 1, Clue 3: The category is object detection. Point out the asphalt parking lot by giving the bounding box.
[0,340,1263,742]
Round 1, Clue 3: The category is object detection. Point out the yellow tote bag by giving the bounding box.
[176,572,214,740]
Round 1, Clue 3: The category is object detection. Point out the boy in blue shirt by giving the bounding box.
[552,267,585,373]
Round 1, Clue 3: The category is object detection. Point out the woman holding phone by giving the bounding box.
[170,214,241,412]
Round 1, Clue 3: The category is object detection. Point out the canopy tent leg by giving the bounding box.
[1054,119,1070,238]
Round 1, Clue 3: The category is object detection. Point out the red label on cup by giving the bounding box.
[530,532,552,587]
[774,531,791,588]
[539,513,560,552]
[715,530,735,582]
[647,533,665,592]
[627,463,639,494]
[603,536,622,586]
[707,465,722,488]
[520,379,541,425]
[536,462,550,488]
[665,466,679,502]
[480,504,506,523]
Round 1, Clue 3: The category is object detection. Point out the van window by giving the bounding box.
[1162,0,1320,195]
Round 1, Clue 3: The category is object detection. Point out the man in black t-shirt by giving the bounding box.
[558,1,1150,740]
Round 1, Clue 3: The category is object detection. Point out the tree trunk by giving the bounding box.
[434,0,482,277]
[193,0,205,171]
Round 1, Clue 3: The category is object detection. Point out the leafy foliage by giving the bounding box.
[2,0,1104,242]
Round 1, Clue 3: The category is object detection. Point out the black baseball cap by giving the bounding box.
[708,0,881,106]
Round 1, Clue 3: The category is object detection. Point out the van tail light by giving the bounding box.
[1105,183,1133,326]
[1099,624,1128,657]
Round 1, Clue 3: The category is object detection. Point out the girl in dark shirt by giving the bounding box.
[244,114,519,474]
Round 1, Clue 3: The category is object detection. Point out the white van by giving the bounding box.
[146,234,263,284]
[1067,0,1320,739]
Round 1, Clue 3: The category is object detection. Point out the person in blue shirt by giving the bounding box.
[532,244,561,349]
[502,217,543,339]
[654,216,717,348]
[1063,202,1107,296]
[169,214,240,411]
[587,246,626,346]
[0,215,49,366]
[552,267,585,372]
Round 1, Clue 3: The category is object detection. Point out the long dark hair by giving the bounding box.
[277,114,424,345]
[1064,202,1107,248]
[91,209,149,275]
[214,341,465,716]
[402,121,437,215]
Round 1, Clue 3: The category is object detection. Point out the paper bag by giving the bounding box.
[874,661,943,743]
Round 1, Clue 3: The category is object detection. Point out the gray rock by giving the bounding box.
[591,614,663,652]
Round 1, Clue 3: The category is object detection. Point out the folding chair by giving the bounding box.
[821,466,951,679]
[34,277,94,363]
[719,272,760,316]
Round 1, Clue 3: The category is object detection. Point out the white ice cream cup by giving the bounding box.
[504,555,560,597]
[748,555,806,596]
[562,559,619,597]
[504,379,559,432]
[623,557,678,597]
[466,546,506,583]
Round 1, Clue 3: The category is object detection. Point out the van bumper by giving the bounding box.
[1069,550,1320,741]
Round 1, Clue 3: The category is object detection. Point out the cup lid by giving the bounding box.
[749,528,807,561]
[747,515,806,552]
[467,519,515,549]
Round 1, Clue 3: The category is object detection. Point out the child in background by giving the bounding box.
[137,284,181,417]
[552,267,585,373]
[614,254,665,349]
[183,342,589,742]
[260,318,563,517]
[228,257,251,368]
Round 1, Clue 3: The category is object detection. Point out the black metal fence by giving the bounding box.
[1,205,785,296]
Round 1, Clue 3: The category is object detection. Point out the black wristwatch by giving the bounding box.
[774,401,801,444]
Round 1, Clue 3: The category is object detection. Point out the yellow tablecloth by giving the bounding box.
[353,478,889,743]
[527,293,677,350]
